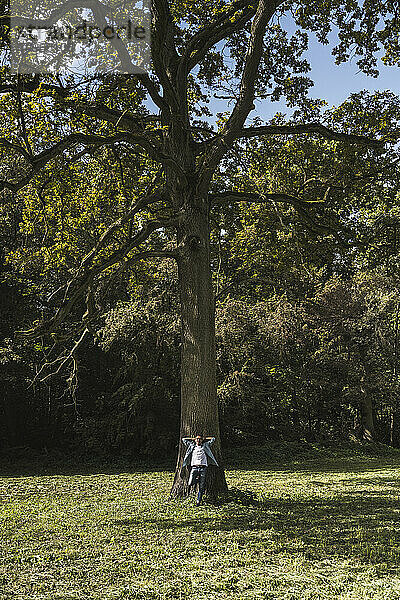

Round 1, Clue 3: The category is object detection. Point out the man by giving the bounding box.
[181,434,218,505]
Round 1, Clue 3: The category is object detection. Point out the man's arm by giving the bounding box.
[204,437,215,445]
[182,437,193,445]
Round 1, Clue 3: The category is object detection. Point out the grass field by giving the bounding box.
[2,445,400,599]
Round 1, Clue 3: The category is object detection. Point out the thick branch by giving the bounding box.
[151,0,181,109]
[0,130,184,194]
[1,80,163,143]
[136,74,168,112]
[17,216,180,339]
[238,123,386,148]
[181,1,256,73]
[210,190,352,244]
[199,0,283,185]
[223,0,283,136]
[71,102,160,131]
[77,189,168,274]
[0,79,177,169]
[0,71,167,119]
[0,133,134,193]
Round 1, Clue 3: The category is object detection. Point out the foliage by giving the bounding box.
[96,295,181,456]
[2,3,400,457]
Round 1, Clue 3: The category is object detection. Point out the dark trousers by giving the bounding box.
[188,466,207,503]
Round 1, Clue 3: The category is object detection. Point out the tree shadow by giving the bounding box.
[0,453,175,477]
[113,480,400,565]
[225,460,400,474]
[1,446,400,478]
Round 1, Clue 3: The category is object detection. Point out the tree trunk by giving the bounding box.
[390,409,394,446]
[170,198,228,498]
[360,374,375,441]
[360,395,374,441]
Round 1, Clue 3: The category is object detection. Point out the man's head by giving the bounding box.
[194,435,203,446]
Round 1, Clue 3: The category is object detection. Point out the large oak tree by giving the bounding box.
[1,0,399,496]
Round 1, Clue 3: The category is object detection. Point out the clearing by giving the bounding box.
[1,446,400,599]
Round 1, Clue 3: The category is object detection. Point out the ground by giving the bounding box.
[1,444,400,599]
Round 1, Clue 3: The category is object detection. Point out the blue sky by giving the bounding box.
[298,34,397,107]
[207,22,400,125]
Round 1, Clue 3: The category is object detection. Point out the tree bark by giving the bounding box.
[360,373,375,441]
[170,198,228,498]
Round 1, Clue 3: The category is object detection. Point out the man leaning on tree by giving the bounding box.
[181,435,218,506]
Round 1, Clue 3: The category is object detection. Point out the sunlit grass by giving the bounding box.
[2,449,400,599]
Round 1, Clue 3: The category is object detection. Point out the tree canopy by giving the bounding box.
[2,0,400,493]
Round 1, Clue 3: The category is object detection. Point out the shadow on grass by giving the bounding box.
[2,440,400,477]
[0,454,176,478]
[226,460,400,475]
[2,455,400,479]
[113,483,400,565]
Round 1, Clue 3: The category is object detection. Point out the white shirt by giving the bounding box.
[191,444,208,466]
